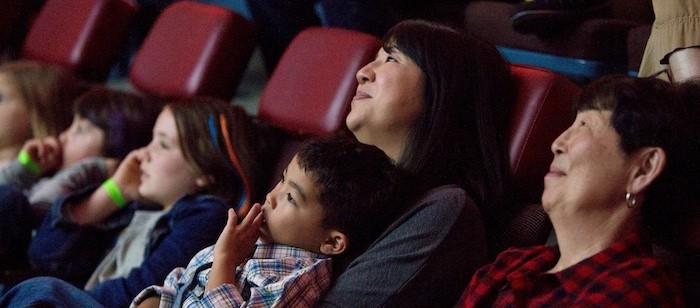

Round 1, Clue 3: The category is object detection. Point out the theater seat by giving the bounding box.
[502,64,581,248]
[128,1,255,101]
[508,64,580,204]
[256,27,381,190]
[21,0,135,82]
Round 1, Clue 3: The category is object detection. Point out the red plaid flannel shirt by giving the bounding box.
[460,232,684,307]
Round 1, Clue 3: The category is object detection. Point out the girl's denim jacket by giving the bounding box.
[27,184,230,308]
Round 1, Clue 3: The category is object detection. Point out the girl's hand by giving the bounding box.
[111,148,146,201]
[22,137,62,174]
[206,204,263,292]
[104,158,120,176]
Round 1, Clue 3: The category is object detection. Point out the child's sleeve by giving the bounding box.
[130,284,176,308]
[0,160,41,189]
[130,247,211,308]
[196,257,332,307]
[28,157,110,216]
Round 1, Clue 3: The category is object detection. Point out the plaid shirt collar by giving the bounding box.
[504,232,649,296]
[252,241,328,260]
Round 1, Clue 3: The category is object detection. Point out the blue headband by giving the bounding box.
[207,113,251,216]
[208,115,220,147]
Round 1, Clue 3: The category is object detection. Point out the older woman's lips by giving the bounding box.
[353,91,370,101]
[547,165,566,177]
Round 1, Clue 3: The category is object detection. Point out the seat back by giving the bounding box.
[508,64,580,204]
[21,0,135,82]
[257,27,381,190]
[128,1,255,101]
[500,64,580,249]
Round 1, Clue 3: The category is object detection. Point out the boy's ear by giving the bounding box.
[319,230,348,256]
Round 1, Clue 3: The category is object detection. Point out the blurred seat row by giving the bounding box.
[2,0,696,304]
[1,0,256,101]
[1,0,577,267]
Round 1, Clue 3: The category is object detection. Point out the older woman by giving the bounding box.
[460,75,691,307]
[319,19,515,307]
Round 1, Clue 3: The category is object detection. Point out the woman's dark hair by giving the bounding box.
[383,20,515,253]
[574,75,694,246]
[168,97,280,213]
[74,86,161,159]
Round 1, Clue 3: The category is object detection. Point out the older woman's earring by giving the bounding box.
[625,192,636,208]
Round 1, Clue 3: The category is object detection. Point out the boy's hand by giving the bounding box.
[111,148,145,201]
[214,204,263,267]
[206,204,263,292]
[21,137,62,174]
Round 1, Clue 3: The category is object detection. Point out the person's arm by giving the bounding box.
[205,205,262,292]
[67,149,144,226]
[28,157,116,214]
[0,160,38,189]
[27,185,135,285]
[86,196,229,308]
[0,137,62,189]
[129,267,185,308]
[198,254,332,307]
[134,296,160,308]
[318,185,489,308]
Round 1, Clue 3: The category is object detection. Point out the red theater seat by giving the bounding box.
[128,1,255,101]
[21,0,135,82]
[503,64,581,247]
[508,64,581,204]
[257,27,381,190]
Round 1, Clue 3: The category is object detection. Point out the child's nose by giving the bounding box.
[59,131,67,144]
[264,192,275,209]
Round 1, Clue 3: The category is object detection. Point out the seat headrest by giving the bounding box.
[258,27,382,137]
[22,0,136,82]
[129,1,255,101]
[508,64,581,203]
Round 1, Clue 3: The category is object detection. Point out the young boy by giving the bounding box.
[130,136,401,307]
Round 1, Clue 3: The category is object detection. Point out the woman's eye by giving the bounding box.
[286,193,295,205]
[386,55,397,63]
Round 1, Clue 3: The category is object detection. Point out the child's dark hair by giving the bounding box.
[74,86,161,159]
[296,136,400,258]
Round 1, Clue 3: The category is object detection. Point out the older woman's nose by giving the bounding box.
[356,63,374,84]
[551,129,569,155]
